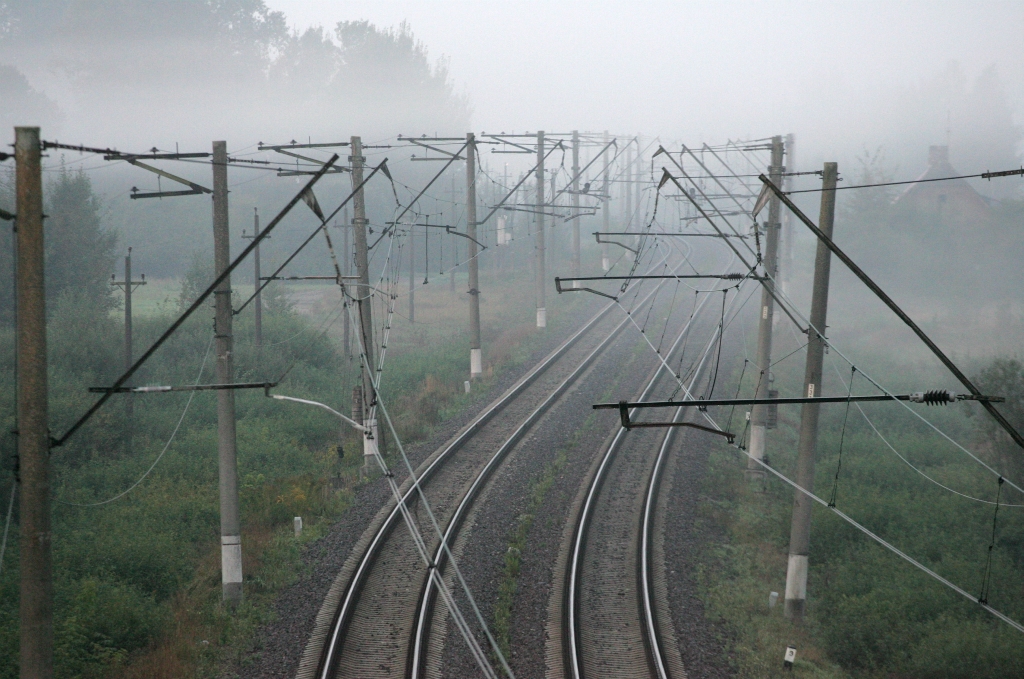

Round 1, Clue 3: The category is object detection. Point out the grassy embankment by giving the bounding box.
[695,350,1024,678]
[0,269,588,678]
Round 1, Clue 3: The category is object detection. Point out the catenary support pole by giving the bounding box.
[781,134,796,295]
[624,143,633,227]
[601,131,611,271]
[17,126,53,679]
[784,162,837,621]
[342,207,350,358]
[535,130,546,328]
[252,209,262,361]
[747,135,784,478]
[110,248,145,457]
[635,134,643,216]
[466,133,483,376]
[571,130,581,284]
[408,219,415,322]
[212,141,242,606]
[350,136,377,463]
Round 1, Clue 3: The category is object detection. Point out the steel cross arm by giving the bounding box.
[369,142,469,250]
[258,141,351,150]
[406,138,466,160]
[593,392,1005,411]
[550,138,617,203]
[260,275,360,281]
[126,158,212,198]
[235,159,390,315]
[476,142,565,227]
[758,174,1024,451]
[598,230,748,238]
[53,154,340,448]
[559,274,755,283]
[89,381,276,394]
[664,170,807,334]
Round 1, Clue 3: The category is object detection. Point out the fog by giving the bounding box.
[3,2,1022,180]
[1,0,1023,354]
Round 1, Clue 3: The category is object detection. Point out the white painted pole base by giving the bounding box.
[602,256,610,272]
[470,348,482,376]
[221,535,243,603]
[783,553,808,619]
[536,307,546,328]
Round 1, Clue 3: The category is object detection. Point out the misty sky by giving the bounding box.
[266,1,1024,171]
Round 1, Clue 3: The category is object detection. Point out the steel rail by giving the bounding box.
[314,253,674,679]
[566,253,740,679]
[406,255,695,679]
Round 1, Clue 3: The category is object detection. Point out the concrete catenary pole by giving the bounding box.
[601,131,611,271]
[535,130,546,328]
[781,134,796,295]
[408,218,415,323]
[252,209,263,359]
[350,136,377,461]
[212,141,242,606]
[342,207,350,358]
[624,143,633,227]
[17,126,53,679]
[466,133,483,376]
[111,249,145,456]
[570,130,581,282]
[784,162,838,621]
[747,135,785,477]
[634,134,643,217]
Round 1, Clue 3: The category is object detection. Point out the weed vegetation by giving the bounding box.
[695,355,1024,678]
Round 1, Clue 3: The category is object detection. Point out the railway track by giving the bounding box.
[298,257,689,679]
[556,280,735,679]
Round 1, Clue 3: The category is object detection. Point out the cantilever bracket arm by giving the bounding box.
[445,226,487,250]
[609,400,735,441]
[595,232,637,253]
[554,276,618,301]
[0,207,14,221]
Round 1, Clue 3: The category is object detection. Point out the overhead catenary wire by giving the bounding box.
[57,335,214,507]
[785,166,1024,194]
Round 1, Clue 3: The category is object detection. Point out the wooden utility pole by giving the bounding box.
[17,126,53,679]
[602,131,611,271]
[110,248,145,457]
[466,133,483,377]
[571,130,581,283]
[212,141,242,606]
[747,136,785,478]
[241,209,263,364]
[535,130,546,328]
[350,136,376,462]
[784,162,838,621]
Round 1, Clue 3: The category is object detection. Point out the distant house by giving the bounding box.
[893,145,991,225]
